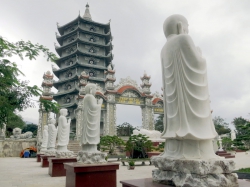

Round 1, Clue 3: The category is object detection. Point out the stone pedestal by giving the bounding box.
[151,156,239,187]
[36,153,44,162]
[64,162,119,187]
[48,157,77,177]
[40,155,55,167]
[120,178,170,187]
[77,151,107,164]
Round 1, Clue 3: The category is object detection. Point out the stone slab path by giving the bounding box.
[0,152,249,187]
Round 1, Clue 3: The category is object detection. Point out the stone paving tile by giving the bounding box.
[0,153,250,187]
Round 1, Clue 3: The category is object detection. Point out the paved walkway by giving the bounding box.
[0,152,249,187]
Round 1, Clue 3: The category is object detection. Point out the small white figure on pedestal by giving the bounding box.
[47,118,58,152]
[231,130,236,141]
[56,109,74,158]
[218,136,224,151]
[40,125,48,152]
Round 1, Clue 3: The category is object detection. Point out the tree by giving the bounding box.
[117,122,137,136]
[232,117,250,150]
[222,137,233,150]
[213,116,231,135]
[0,36,58,129]
[99,135,125,155]
[155,114,164,132]
[22,123,38,136]
[125,134,152,158]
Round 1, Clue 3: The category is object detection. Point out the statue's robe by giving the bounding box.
[81,94,101,145]
[57,116,70,147]
[41,128,48,149]
[47,124,58,149]
[161,34,218,159]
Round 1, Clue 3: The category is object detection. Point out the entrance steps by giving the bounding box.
[67,141,81,156]
[216,150,235,159]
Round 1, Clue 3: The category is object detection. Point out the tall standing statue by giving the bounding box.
[77,83,107,163]
[40,125,48,152]
[56,108,74,158]
[47,118,58,151]
[151,15,238,187]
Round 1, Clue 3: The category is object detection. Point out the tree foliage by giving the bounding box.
[222,137,233,151]
[213,116,231,135]
[0,36,58,128]
[155,114,164,132]
[117,122,137,136]
[22,124,38,136]
[125,134,152,158]
[232,117,250,150]
[99,135,125,155]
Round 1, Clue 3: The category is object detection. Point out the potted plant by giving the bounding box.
[127,160,135,170]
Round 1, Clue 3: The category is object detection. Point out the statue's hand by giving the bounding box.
[98,98,103,105]
[67,118,71,124]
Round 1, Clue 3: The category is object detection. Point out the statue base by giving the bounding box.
[40,155,55,167]
[44,150,56,156]
[151,156,238,187]
[56,151,74,158]
[36,153,44,162]
[64,162,119,187]
[0,135,5,140]
[48,157,77,177]
[77,151,107,164]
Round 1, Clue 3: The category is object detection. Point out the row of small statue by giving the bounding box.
[40,83,107,163]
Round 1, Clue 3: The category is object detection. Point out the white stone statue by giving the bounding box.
[40,125,48,152]
[160,14,218,159]
[218,136,223,151]
[151,15,237,187]
[47,118,58,151]
[77,83,106,163]
[81,83,102,152]
[56,109,74,158]
[57,109,71,152]
[231,130,236,141]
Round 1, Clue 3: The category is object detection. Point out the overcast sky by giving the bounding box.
[1,0,250,129]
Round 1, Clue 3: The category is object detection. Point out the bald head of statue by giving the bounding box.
[163,14,189,38]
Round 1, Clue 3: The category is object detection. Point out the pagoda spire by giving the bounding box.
[83,3,92,20]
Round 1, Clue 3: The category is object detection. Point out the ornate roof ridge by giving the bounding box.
[115,76,143,93]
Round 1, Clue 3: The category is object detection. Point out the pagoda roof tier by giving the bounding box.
[59,102,78,108]
[53,88,79,98]
[78,92,107,101]
[53,74,78,88]
[53,61,107,78]
[105,77,116,82]
[55,50,113,63]
[55,38,113,56]
[104,70,115,74]
[140,75,151,80]
[141,83,152,87]
[56,28,112,45]
[57,15,111,36]
[41,81,53,87]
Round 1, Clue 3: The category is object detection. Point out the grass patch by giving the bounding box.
[237,168,250,173]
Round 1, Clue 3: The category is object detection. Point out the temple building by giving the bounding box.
[38,4,164,140]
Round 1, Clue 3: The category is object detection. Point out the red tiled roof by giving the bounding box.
[152,98,163,105]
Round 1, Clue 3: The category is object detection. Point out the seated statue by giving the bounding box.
[57,109,71,152]
[47,118,58,151]
[40,125,48,152]
[81,83,103,152]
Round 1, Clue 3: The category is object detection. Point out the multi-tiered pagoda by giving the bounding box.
[52,4,114,135]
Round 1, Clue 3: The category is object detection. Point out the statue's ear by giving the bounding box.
[177,22,184,34]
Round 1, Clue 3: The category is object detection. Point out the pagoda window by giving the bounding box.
[89,59,95,65]
[90,27,95,32]
[67,84,72,90]
[69,61,74,65]
[66,98,71,103]
[68,72,73,77]
[89,48,95,53]
[89,71,95,77]
[89,37,95,42]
